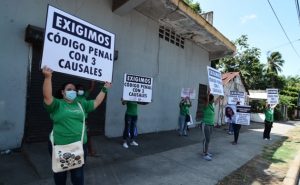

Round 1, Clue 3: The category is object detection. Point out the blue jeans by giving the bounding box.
[228,122,233,133]
[178,114,187,135]
[123,114,138,143]
[48,141,87,185]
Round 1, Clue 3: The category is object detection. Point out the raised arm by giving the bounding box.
[94,82,112,109]
[42,66,54,105]
[187,97,192,107]
[87,80,95,94]
[214,95,223,105]
[270,104,277,109]
[204,87,210,106]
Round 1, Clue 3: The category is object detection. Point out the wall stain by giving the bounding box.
[0,120,15,131]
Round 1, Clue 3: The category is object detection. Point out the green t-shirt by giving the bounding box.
[180,102,191,116]
[202,103,215,125]
[126,101,138,116]
[265,108,274,122]
[45,98,94,145]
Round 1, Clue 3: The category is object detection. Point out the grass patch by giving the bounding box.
[217,125,300,185]
[262,126,300,166]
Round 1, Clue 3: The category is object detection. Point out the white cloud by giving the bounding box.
[240,14,257,24]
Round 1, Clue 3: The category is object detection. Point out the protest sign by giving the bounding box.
[207,66,224,95]
[236,105,251,125]
[228,91,245,105]
[122,73,153,103]
[181,88,196,99]
[224,105,236,123]
[41,5,115,82]
[266,89,279,105]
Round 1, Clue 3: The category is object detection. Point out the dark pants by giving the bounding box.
[123,114,138,143]
[233,124,241,143]
[263,121,273,139]
[48,141,88,185]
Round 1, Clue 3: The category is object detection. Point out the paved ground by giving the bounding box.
[0,121,298,185]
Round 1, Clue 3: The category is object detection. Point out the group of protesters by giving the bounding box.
[178,88,276,161]
[42,66,276,184]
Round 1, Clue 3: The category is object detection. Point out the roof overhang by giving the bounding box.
[113,0,236,60]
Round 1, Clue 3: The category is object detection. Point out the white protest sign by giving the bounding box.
[266,89,279,105]
[123,73,153,103]
[207,66,224,95]
[181,88,196,99]
[228,91,245,105]
[41,5,115,82]
[236,105,251,125]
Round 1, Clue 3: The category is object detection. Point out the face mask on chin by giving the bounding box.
[65,90,77,101]
[77,90,84,96]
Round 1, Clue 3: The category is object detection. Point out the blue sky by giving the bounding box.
[198,0,300,77]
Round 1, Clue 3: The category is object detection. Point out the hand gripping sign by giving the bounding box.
[41,5,115,82]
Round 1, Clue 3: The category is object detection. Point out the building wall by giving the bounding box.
[0,0,210,149]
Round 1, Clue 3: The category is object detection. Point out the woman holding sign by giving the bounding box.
[263,103,276,140]
[121,100,148,148]
[202,89,222,161]
[178,97,192,136]
[42,66,111,185]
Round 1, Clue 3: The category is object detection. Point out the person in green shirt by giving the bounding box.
[42,66,111,185]
[178,97,192,136]
[202,89,222,161]
[76,82,98,157]
[121,99,147,148]
[263,103,277,140]
[76,81,95,102]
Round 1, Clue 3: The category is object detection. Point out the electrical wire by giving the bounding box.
[267,0,300,58]
[267,38,300,52]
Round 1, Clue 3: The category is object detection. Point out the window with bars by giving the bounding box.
[159,26,184,49]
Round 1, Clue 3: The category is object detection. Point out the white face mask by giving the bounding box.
[65,90,77,101]
[77,90,84,96]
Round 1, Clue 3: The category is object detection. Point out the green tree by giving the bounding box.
[286,75,300,88]
[266,51,284,74]
[216,35,265,90]
[184,0,202,13]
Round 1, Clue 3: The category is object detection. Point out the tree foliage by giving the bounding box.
[217,35,265,90]
[183,0,202,13]
[266,51,284,74]
[216,35,299,119]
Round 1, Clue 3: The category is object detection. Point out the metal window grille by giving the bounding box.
[159,26,184,49]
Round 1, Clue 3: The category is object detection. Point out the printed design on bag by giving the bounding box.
[58,151,82,169]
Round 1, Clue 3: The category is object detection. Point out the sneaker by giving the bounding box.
[203,152,213,157]
[231,141,237,145]
[264,138,268,140]
[228,132,233,135]
[268,138,272,141]
[203,155,212,161]
[130,141,139,146]
[123,142,129,148]
[207,152,213,157]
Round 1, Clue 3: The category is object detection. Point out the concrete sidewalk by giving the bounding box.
[0,121,298,185]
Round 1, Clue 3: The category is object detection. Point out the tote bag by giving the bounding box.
[50,103,85,173]
[187,114,193,126]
